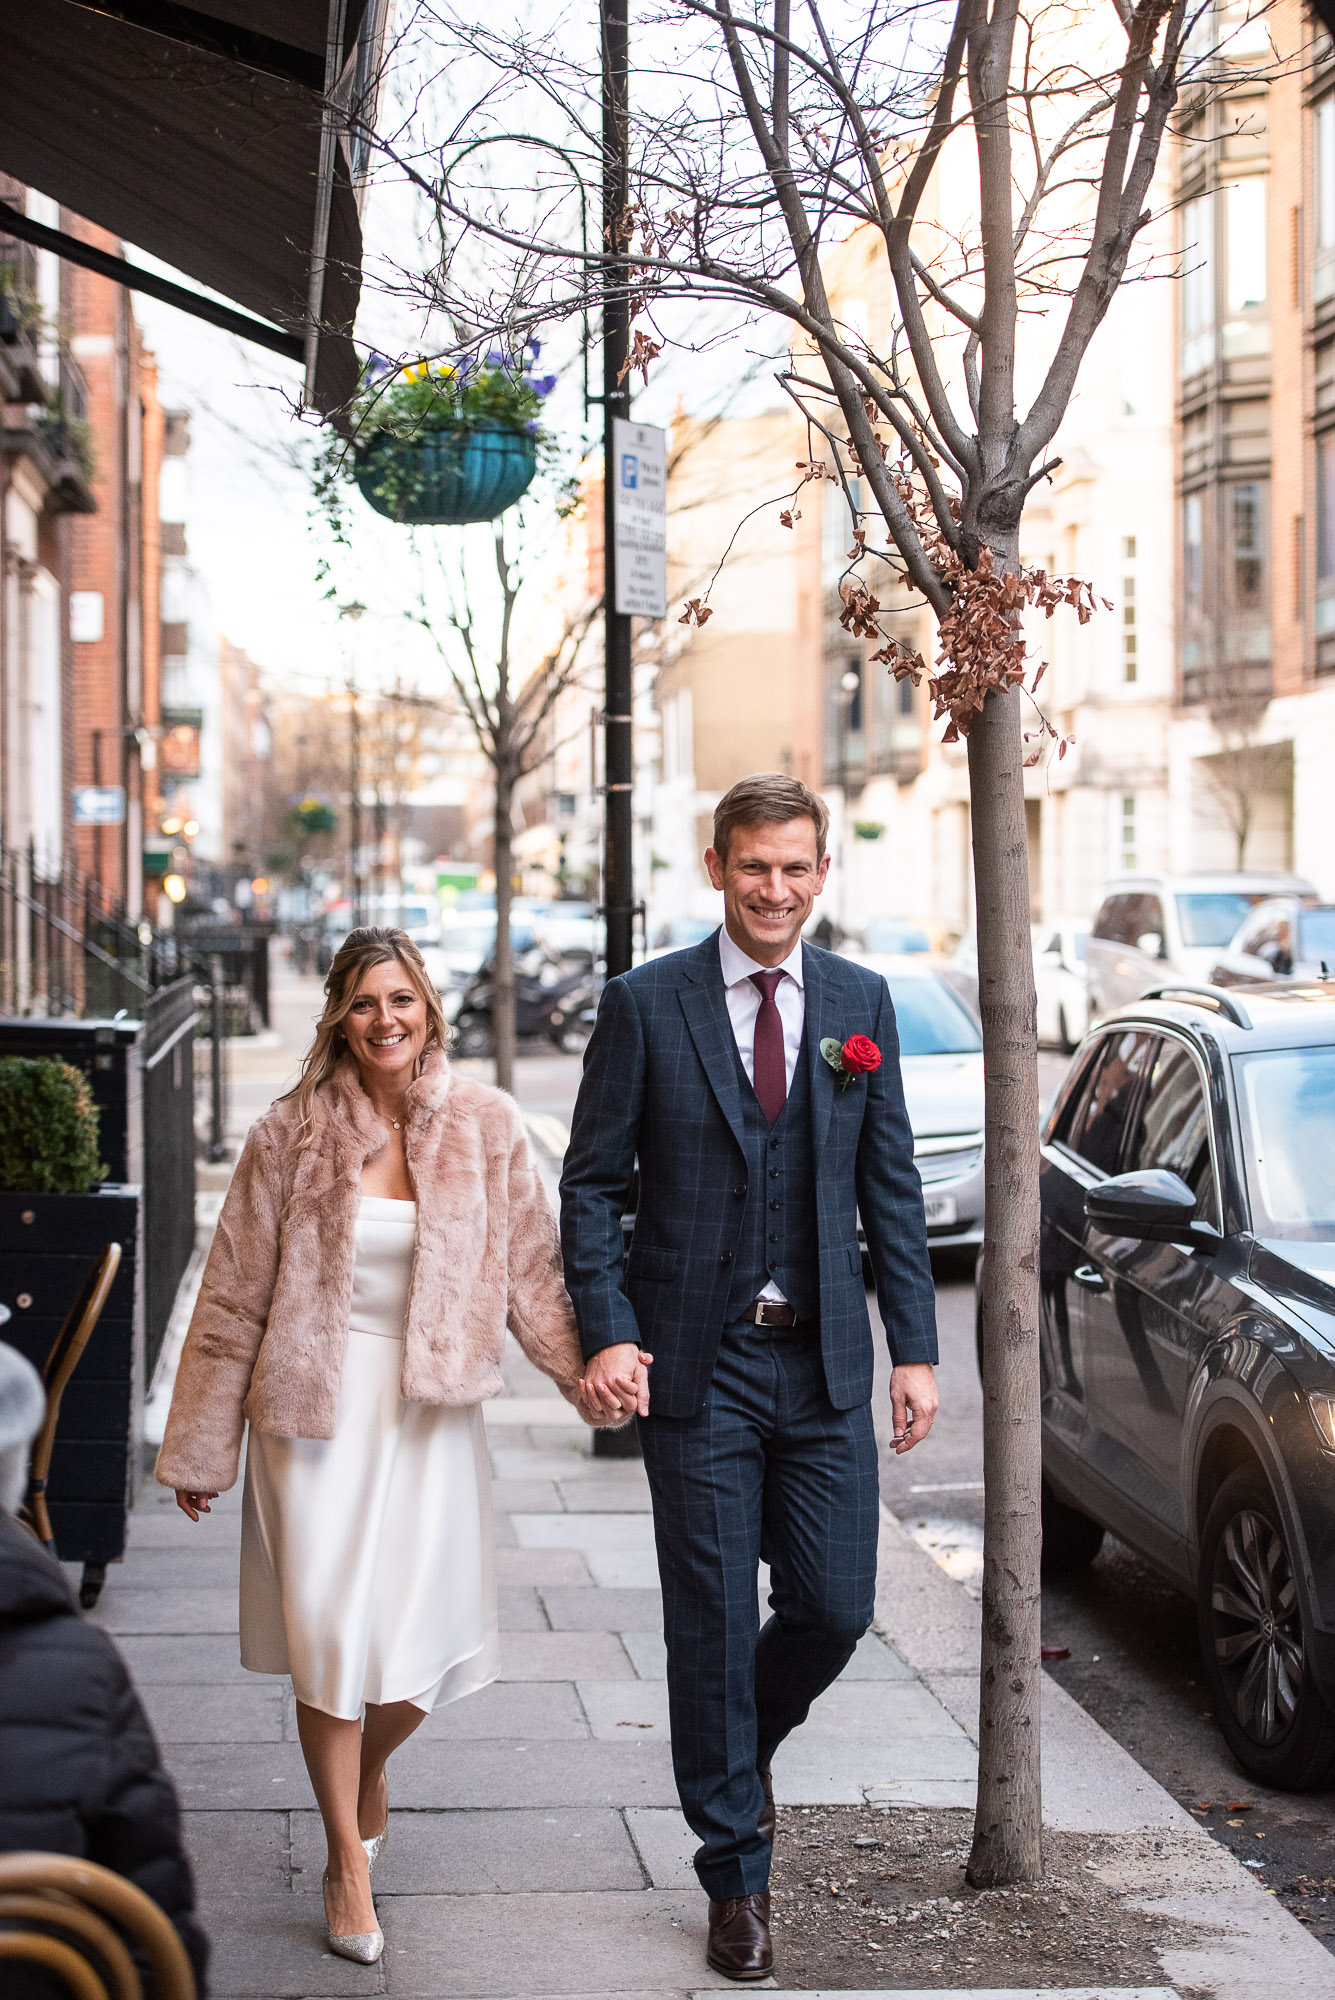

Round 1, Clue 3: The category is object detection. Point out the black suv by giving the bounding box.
[1035,982,1335,1789]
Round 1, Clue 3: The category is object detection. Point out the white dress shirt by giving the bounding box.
[718,927,806,1302]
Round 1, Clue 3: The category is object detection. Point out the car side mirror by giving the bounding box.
[1085,1169,1223,1250]
[1136,931,1165,959]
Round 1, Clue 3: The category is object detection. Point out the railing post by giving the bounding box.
[209,954,227,1162]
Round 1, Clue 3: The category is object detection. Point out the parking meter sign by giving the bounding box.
[613,419,667,619]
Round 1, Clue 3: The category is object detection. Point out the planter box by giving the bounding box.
[0,1186,142,1565]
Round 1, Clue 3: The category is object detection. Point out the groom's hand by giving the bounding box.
[889,1362,938,1454]
[579,1342,653,1420]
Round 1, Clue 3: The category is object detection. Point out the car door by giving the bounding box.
[1080,1034,1234,1559]
[1038,1029,1157,1492]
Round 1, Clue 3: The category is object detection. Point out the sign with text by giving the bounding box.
[73,785,125,826]
[612,418,667,619]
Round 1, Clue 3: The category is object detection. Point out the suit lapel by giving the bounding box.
[802,942,835,1155]
[677,936,748,1156]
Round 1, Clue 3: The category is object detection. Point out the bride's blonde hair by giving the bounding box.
[288,926,450,1145]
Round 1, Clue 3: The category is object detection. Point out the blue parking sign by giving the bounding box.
[621,453,638,489]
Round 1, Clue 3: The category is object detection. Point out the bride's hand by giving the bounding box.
[175,1489,217,1521]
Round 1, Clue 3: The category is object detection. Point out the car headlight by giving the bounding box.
[1308,1392,1335,1453]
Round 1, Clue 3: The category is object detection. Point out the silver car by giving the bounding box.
[1211,897,1335,986]
[1085,871,1317,1021]
[845,954,985,1254]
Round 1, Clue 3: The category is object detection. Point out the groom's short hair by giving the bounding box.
[713,774,829,864]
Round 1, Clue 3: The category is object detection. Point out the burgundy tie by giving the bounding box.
[749,971,788,1126]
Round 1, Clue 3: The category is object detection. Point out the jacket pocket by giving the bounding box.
[626,1243,678,1282]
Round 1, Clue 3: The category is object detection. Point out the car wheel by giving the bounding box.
[1041,1479,1105,1574]
[1198,1465,1335,1790]
[451,1012,495,1059]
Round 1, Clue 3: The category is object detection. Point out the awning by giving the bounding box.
[0,1,388,417]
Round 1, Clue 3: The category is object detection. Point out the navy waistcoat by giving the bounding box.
[725,1032,820,1320]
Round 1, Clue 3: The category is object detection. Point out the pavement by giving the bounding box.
[98,983,1335,1998]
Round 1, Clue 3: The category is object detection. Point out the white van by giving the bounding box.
[1085,871,1317,1019]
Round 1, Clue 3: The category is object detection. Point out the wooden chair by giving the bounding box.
[0,1851,196,1999]
[22,1244,122,1569]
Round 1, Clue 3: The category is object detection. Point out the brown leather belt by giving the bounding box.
[741,1298,801,1327]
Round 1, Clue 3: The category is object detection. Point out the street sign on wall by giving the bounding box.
[612,418,667,619]
[72,785,125,826]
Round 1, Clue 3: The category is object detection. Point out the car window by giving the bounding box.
[1134,895,1165,944]
[1235,1046,1335,1239]
[1092,894,1136,945]
[1176,891,1268,948]
[1298,908,1335,969]
[1060,1029,1157,1174]
[883,976,982,1056]
[1126,1039,1218,1227]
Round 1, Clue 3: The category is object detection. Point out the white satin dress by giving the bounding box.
[238,1196,499,1719]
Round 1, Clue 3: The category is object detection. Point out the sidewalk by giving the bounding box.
[103,1011,1335,1998]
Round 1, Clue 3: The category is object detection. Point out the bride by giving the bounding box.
[157,926,619,1961]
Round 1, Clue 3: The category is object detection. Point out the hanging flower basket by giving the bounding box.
[354,422,539,526]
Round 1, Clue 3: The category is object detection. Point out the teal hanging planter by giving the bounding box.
[353,423,539,526]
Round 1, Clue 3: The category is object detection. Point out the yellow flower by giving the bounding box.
[404,362,428,381]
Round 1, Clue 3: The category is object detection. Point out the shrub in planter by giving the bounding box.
[0,1056,108,1193]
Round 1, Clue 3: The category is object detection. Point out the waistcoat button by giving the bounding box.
[734,1184,746,1198]
[719,1249,733,1266]
[770,1199,780,1211]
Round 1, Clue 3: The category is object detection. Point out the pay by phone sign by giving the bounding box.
[612,418,667,619]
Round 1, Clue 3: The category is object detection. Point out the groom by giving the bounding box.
[560,773,939,1981]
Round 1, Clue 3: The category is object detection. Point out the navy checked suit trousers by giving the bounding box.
[638,1314,879,1900]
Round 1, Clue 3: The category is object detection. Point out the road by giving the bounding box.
[489,1031,1335,1950]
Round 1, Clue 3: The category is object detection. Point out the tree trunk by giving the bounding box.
[965,678,1045,1889]
[492,765,516,1095]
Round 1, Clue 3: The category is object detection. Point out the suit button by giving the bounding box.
[719,1249,733,1266]
[769,1167,779,1179]
[770,1136,780,1149]
[734,1184,746,1198]
[770,1199,780,1211]
[768,1232,780,1243]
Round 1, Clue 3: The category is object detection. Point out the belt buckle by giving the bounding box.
[755,1299,787,1327]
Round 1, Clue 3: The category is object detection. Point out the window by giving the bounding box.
[1230,481,1265,609]
[1317,96,1335,302]
[1123,535,1137,561]
[1226,178,1267,313]
[1317,432,1335,634]
[1127,1040,1219,1226]
[1060,1030,1157,1176]
[1184,493,1204,612]
[1236,1046,1335,1238]
[1175,889,1268,947]
[1122,574,1137,684]
[1119,794,1137,871]
[1182,196,1216,376]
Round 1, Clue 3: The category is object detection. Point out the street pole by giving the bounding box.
[601,0,633,981]
[597,0,641,1462]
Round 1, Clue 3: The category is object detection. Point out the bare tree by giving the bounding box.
[353,0,1303,1882]
[408,525,600,1093]
[1201,692,1289,869]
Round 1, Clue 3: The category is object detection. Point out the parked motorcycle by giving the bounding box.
[451,946,597,1058]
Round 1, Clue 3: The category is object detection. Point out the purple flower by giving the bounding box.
[525,418,540,434]
[365,351,391,378]
[531,373,557,398]
[527,337,542,359]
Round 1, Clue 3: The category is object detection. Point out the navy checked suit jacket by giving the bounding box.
[558,932,939,1418]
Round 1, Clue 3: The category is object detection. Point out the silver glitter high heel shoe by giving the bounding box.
[362,1821,389,1869]
[322,1867,384,1965]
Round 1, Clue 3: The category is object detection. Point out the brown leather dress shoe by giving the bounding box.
[757,1766,776,1845]
[706,1891,773,1981]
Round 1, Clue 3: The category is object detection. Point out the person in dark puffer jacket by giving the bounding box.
[0,1342,210,1998]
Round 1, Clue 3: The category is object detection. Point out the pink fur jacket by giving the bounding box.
[155,1049,584,1494]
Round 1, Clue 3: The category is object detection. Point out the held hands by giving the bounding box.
[175,1489,218,1521]
[577,1342,653,1425]
[888,1362,939,1456]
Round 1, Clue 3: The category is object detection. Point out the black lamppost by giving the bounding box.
[601,0,633,982]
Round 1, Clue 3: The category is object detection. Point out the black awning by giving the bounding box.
[0,1,386,416]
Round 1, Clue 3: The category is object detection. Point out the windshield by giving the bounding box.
[1176,891,1271,947]
[1299,909,1335,968]
[886,976,982,1057]
[1236,1046,1335,1240]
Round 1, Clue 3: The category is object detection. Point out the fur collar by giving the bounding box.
[283,1044,454,1207]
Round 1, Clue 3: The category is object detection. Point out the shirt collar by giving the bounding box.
[718,924,805,991]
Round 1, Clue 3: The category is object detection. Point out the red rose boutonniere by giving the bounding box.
[820,1033,883,1091]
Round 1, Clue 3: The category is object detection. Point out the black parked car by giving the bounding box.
[1027,981,1335,1790]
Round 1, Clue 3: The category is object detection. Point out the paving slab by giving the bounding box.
[625,1808,698,1892]
[512,1512,661,1589]
[498,1631,636,1681]
[139,1680,285,1743]
[489,1447,602,1481]
[557,1479,654,1513]
[291,1807,645,1894]
[620,1631,668,1679]
[112,1633,279,1686]
[482,1397,586,1429]
[413,1680,589,1742]
[181,1810,289,1897]
[491,1478,565,1513]
[577,1679,671,1741]
[497,1584,552,1631]
[194,1893,385,1996]
[377,1889,740,1995]
[90,1587,239,1635]
[495,1547,592,1586]
[541,1587,663,1631]
[113,1547,243,1588]
[713,1992,1181,1999]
